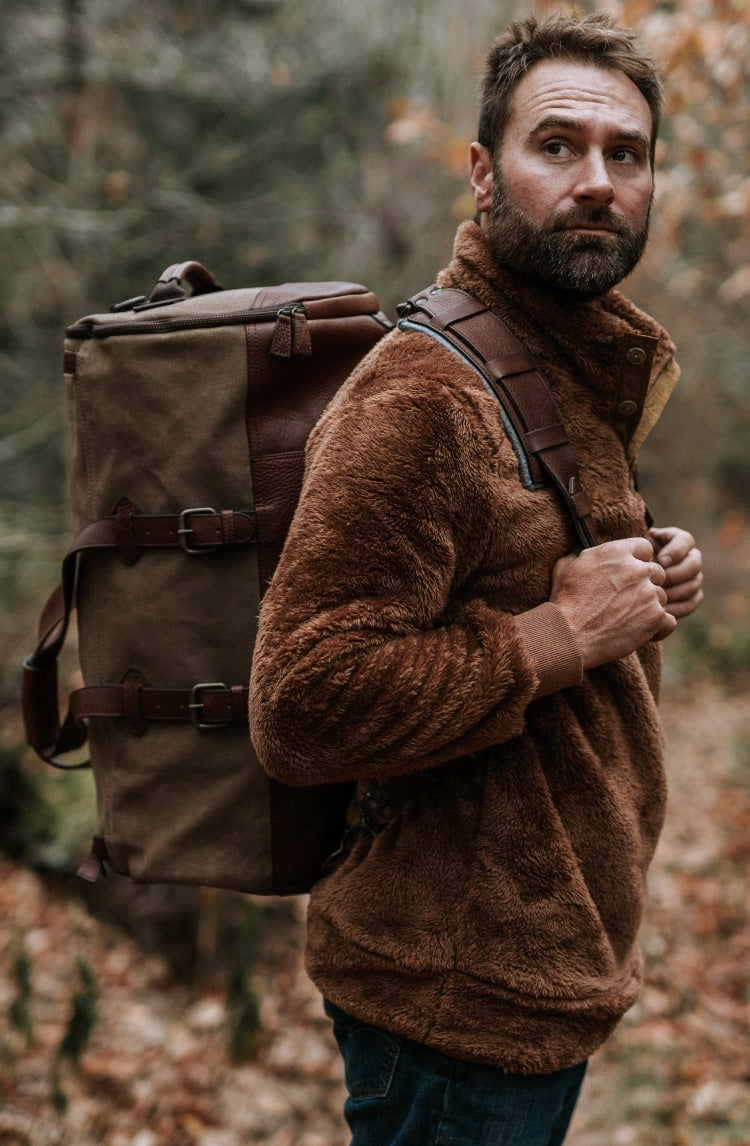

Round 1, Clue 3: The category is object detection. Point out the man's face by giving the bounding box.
[473,60,655,298]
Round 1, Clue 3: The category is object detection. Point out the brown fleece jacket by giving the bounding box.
[249,221,677,1074]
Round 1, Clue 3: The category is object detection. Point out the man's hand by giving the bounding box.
[648,526,704,619]
[550,537,677,670]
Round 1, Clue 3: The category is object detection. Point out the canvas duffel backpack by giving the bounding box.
[21,262,392,895]
[21,263,595,897]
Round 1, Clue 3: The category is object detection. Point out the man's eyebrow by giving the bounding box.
[527,115,650,151]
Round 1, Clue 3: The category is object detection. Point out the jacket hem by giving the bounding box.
[310,954,636,1074]
[306,916,642,1074]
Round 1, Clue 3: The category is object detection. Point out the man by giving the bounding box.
[250,12,703,1145]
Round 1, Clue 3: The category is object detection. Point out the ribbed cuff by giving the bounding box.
[514,603,583,699]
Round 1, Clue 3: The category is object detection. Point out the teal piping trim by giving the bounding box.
[397,318,543,491]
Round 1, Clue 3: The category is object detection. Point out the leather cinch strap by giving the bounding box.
[70,675,248,735]
[21,504,255,768]
[397,286,598,550]
[80,501,256,563]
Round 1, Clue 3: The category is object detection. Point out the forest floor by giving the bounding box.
[1,678,749,1146]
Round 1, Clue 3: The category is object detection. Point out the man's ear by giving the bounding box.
[469,142,494,215]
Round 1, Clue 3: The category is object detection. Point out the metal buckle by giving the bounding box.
[178,507,218,554]
[189,682,230,730]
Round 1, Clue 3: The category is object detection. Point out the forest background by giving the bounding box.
[0,1,748,1144]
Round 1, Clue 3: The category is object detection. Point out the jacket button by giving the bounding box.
[618,399,639,416]
[626,346,647,365]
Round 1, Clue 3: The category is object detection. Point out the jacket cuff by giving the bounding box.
[514,603,583,699]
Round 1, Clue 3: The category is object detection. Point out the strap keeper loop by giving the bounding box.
[121,669,148,735]
[114,497,141,565]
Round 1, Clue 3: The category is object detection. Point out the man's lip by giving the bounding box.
[562,224,615,233]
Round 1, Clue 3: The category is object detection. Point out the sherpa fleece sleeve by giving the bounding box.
[249,350,581,786]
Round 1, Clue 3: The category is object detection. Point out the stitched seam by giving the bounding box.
[435,1051,460,1146]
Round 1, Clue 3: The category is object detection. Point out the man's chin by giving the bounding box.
[556,275,626,300]
[541,241,637,298]
[517,256,628,299]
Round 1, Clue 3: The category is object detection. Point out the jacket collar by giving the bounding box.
[436,221,676,453]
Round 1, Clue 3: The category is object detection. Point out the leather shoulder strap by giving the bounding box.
[397,285,597,550]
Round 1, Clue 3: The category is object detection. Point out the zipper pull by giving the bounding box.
[270,305,311,358]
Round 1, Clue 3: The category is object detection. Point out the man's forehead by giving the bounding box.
[508,59,653,139]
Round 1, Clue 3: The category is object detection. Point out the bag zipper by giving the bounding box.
[66,304,305,341]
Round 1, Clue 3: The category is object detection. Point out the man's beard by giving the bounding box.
[487,171,651,300]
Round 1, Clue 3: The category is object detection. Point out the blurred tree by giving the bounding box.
[0,0,519,696]
[616,0,750,664]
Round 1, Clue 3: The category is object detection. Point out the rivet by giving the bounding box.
[618,399,639,416]
[626,346,647,366]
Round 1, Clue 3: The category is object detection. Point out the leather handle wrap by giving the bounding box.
[149,261,223,303]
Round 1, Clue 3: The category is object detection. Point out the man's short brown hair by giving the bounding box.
[477,12,663,165]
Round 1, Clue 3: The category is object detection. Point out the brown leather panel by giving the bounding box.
[246,303,389,595]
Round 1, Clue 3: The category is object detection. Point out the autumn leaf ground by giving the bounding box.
[1,679,748,1146]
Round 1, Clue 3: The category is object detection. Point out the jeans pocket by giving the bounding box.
[324,1000,402,1100]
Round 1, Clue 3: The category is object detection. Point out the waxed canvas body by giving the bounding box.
[59,277,390,893]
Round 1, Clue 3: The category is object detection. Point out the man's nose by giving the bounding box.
[573,151,615,205]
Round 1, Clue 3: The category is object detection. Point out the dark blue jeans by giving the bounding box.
[325,1001,586,1146]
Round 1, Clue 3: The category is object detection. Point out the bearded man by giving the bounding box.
[250,12,703,1145]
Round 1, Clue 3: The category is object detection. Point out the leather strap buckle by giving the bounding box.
[189,682,231,729]
[178,507,219,554]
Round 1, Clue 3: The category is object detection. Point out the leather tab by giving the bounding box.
[524,423,569,454]
[271,310,293,357]
[292,310,312,355]
[412,287,485,326]
[220,509,236,545]
[114,497,141,564]
[570,486,593,519]
[270,307,313,358]
[486,351,536,379]
[121,669,149,735]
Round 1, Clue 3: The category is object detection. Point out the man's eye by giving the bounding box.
[543,140,571,157]
[612,148,641,165]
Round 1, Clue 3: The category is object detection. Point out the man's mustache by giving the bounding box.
[549,206,631,235]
